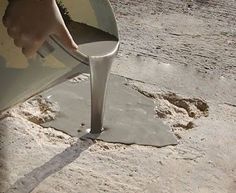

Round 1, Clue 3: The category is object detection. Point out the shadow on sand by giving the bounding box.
[5,137,95,193]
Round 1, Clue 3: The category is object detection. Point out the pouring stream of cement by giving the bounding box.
[89,56,112,133]
[67,21,119,134]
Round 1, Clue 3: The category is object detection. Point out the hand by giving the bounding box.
[2,0,78,58]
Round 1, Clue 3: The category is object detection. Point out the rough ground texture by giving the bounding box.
[0,0,236,193]
[111,0,236,80]
[128,81,209,132]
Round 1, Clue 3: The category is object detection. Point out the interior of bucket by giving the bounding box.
[57,0,119,57]
[60,0,119,38]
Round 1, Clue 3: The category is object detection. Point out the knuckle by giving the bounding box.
[7,26,20,38]
[13,39,22,48]
[2,10,10,27]
[22,48,30,57]
[7,28,13,37]
[2,14,14,28]
[21,32,44,45]
[19,33,32,44]
[2,16,8,27]
[21,48,26,55]
[33,34,44,43]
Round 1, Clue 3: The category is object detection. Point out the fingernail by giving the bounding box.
[73,43,78,50]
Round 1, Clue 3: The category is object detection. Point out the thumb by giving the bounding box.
[55,24,78,51]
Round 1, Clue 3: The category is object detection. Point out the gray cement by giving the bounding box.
[67,22,118,56]
[42,75,177,147]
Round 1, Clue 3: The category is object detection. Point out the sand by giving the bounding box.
[0,0,236,193]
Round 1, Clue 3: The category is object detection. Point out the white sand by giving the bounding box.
[1,87,235,193]
[1,0,236,192]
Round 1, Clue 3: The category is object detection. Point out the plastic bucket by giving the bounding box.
[0,0,119,112]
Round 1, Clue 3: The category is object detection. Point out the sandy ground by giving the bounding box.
[1,0,236,193]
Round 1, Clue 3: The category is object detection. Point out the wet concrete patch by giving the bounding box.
[41,75,177,147]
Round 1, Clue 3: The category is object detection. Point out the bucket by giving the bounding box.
[0,0,119,116]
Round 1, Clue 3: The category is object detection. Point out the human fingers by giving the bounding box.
[13,38,25,48]
[54,24,78,51]
[22,39,44,58]
[7,27,19,39]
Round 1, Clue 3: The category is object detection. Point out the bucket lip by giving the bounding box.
[51,36,120,66]
[50,35,88,65]
[53,0,120,64]
[63,0,120,63]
